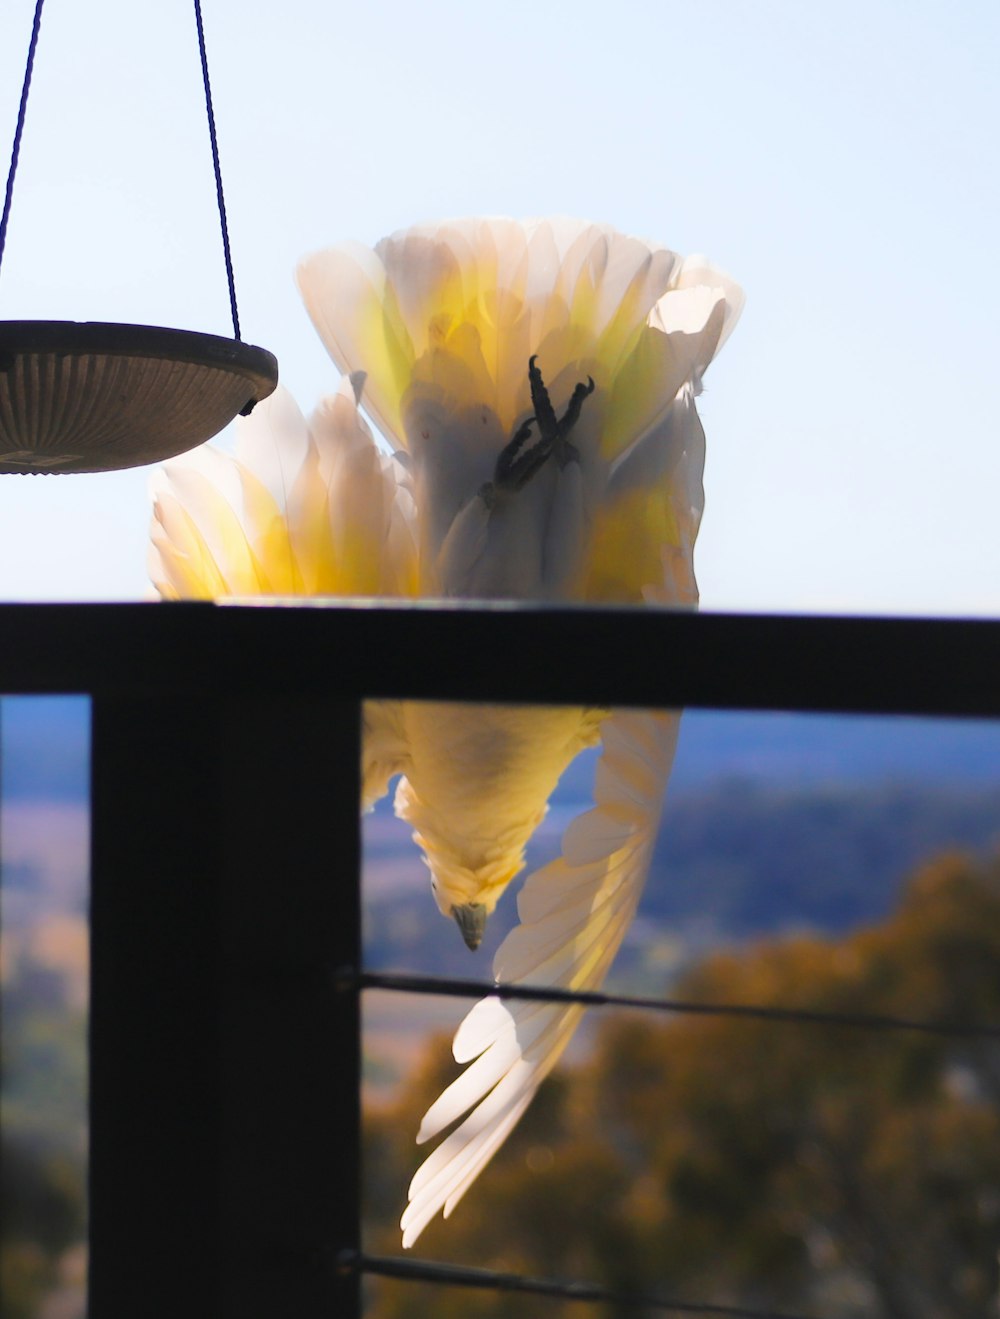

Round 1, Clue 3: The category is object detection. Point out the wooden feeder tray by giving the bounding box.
[0,320,278,474]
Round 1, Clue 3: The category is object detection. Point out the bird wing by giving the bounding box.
[362,701,410,813]
[400,707,680,1246]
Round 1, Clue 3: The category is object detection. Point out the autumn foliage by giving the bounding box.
[363,853,1000,1318]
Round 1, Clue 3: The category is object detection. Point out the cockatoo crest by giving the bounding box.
[149,216,742,1246]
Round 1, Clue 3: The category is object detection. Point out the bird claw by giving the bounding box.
[494,416,548,492]
[528,354,559,438]
[492,358,593,492]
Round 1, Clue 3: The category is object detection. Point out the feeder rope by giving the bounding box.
[194,0,242,341]
[0,0,46,285]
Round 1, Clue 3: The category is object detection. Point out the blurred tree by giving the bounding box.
[1,950,88,1319]
[0,1136,86,1319]
[363,852,1000,1318]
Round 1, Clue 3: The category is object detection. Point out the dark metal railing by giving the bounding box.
[1,602,998,1319]
[3,601,1000,714]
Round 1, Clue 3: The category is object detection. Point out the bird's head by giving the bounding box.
[450,901,489,951]
[425,851,523,952]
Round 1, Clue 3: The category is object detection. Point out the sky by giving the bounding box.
[0,0,997,614]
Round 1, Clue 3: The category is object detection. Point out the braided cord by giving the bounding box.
[193,0,241,340]
[0,0,47,285]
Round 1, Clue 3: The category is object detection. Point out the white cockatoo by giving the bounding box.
[149,217,742,1245]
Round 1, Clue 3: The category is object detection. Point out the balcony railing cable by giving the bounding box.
[357,969,1000,1039]
[352,1251,818,1318]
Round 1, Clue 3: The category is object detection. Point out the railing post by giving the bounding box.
[89,694,226,1315]
[217,694,361,1317]
[89,692,361,1317]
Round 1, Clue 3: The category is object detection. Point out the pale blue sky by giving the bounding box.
[0,0,996,613]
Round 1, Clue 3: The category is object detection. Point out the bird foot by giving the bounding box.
[489,357,594,496]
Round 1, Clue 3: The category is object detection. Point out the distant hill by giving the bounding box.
[363,780,1000,985]
[364,706,1000,980]
[560,709,1000,798]
[649,779,1000,937]
[4,700,997,803]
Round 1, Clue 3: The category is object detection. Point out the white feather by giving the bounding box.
[452,997,516,1064]
[401,710,680,1244]
[233,385,311,508]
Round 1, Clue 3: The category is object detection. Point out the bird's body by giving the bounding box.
[149,216,742,1245]
[375,700,605,927]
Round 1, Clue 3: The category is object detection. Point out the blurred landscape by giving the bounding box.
[362,710,1000,1104]
[2,696,998,1315]
[365,851,1000,1318]
[1,699,89,1319]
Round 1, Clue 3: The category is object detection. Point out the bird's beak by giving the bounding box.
[452,902,488,951]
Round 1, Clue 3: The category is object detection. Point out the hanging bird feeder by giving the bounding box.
[0,0,278,475]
